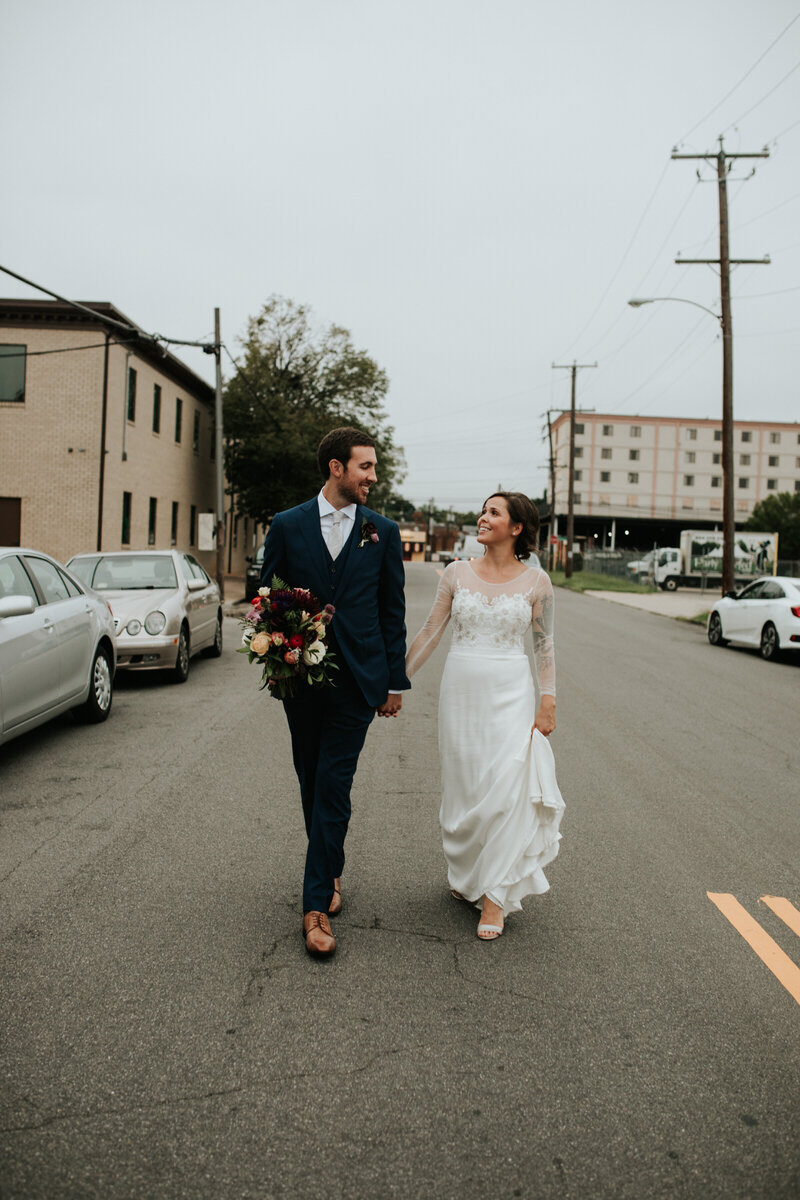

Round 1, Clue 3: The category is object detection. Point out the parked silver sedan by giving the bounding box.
[0,547,116,746]
[67,550,222,682]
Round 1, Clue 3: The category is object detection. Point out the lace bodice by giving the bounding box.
[406,561,555,695]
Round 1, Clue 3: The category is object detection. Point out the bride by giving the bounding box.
[405,491,563,941]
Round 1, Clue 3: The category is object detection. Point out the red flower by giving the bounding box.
[250,596,262,610]
[288,634,304,649]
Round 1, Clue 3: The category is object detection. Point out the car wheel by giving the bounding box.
[80,645,113,722]
[760,622,780,661]
[707,612,728,647]
[204,612,223,658]
[663,576,679,592]
[172,625,190,683]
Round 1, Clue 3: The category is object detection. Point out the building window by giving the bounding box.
[175,397,183,443]
[711,476,721,488]
[769,431,781,444]
[796,457,800,468]
[630,425,641,438]
[601,447,612,460]
[171,501,179,546]
[685,451,696,464]
[600,471,610,483]
[127,367,137,422]
[740,454,751,465]
[686,428,697,440]
[574,446,583,458]
[573,494,581,505]
[767,479,777,491]
[683,475,695,486]
[738,477,749,489]
[574,470,582,481]
[122,492,132,545]
[714,429,722,441]
[768,455,779,467]
[713,453,721,464]
[233,515,239,549]
[574,423,584,436]
[796,481,800,491]
[152,384,161,433]
[629,449,640,461]
[628,472,639,484]
[148,497,157,545]
[741,430,752,443]
[602,424,613,436]
[0,344,26,402]
[192,410,200,453]
[190,504,197,545]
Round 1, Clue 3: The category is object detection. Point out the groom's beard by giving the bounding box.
[339,478,368,506]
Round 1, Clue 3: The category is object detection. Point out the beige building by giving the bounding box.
[553,412,800,528]
[0,299,257,581]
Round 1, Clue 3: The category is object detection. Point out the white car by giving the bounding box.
[707,575,800,661]
[0,547,116,746]
[67,550,222,683]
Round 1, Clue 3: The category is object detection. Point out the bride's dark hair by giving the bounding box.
[483,491,541,560]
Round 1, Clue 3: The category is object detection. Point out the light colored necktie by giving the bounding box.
[328,511,344,559]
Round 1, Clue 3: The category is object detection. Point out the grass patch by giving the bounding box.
[550,570,655,594]
[676,611,710,627]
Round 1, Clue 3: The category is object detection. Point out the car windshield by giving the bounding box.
[71,555,178,590]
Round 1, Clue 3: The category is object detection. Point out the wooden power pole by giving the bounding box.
[672,137,769,594]
[214,307,225,600]
[552,362,597,578]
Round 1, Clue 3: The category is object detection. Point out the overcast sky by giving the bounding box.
[3,1,799,509]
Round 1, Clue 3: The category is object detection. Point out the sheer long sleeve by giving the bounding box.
[405,567,455,677]
[531,571,556,697]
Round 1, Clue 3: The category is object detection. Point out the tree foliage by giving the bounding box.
[745,491,800,559]
[223,297,405,522]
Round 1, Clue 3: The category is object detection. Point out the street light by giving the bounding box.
[627,295,734,595]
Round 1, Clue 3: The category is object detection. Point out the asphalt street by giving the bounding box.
[1,563,798,1200]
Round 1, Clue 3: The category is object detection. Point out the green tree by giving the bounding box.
[223,297,405,522]
[745,491,800,559]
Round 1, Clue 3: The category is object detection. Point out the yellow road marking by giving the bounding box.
[761,895,800,939]
[707,892,800,1007]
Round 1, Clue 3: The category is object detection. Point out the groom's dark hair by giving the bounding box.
[318,427,376,479]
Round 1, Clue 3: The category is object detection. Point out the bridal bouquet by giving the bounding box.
[238,575,337,699]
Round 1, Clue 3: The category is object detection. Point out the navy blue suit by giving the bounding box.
[261,499,410,913]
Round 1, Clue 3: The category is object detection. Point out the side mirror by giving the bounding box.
[245,555,253,564]
[187,578,206,592]
[0,595,36,619]
[725,590,738,599]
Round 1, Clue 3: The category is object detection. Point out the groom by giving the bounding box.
[261,427,410,957]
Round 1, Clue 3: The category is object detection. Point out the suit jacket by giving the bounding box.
[260,499,410,708]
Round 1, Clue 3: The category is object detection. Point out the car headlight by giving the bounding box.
[144,611,167,635]
[126,618,142,635]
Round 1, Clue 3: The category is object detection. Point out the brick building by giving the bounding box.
[0,299,258,579]
[551,412,800,549]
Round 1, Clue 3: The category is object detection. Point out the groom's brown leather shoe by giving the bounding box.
[328,878,342,917]
[302,911,336,957]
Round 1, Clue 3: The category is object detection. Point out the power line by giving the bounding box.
[0,338,139,358]
[676,11,800,143]
[723,57,800,134]
[556,159,672,361]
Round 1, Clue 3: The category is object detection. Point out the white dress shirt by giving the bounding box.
[317,490,356,558]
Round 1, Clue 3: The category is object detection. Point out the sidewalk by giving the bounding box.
[583,588,713,619]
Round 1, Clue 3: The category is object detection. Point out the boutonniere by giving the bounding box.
[358,519,379,549]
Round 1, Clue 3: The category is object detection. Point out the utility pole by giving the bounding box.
[545,411,557,572]
[214,307,225,600]
[672,137,769,594]
[551,363,597,578]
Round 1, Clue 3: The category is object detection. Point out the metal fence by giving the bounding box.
[581,551,800,584]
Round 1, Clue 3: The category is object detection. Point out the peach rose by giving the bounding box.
[250,631,270,656]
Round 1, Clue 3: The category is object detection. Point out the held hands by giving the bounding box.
[532,696,556,738]
[377,693,403,718]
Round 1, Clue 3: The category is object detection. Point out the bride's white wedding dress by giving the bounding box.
[406,560,564,915]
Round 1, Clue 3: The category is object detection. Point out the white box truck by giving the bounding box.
[654,530,778,591]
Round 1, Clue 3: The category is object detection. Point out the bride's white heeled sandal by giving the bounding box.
[477,922,504,940]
